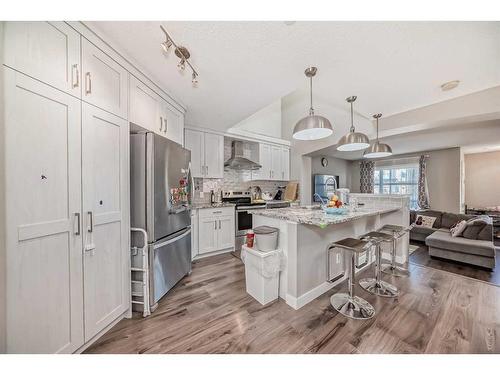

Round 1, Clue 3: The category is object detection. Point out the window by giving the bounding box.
[374,164,419,209]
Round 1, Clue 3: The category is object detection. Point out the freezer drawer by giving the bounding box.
[150,227,192,306]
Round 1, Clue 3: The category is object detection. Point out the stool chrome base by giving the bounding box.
[330,293,375,320]
[381,264,410,277]
[359,278,399,298]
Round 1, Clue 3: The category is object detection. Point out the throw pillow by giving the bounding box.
[462,222,485,240]
[414,215,437,228]
[450,220,468,237]
[478,225,493,241]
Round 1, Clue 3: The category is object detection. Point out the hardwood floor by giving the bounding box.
[410,242,500,286]
[85,253,500,354]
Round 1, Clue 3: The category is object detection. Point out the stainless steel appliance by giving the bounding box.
[222,191,291,252]
[313,174,339,202]
[130,128,192,311]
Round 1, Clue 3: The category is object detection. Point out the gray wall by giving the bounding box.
[350,148,461,213]
[311,156,353,190]
[465,150,500,208]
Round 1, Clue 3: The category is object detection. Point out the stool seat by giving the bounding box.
[360,231,393,242]
[379,224,411,277]
[380,224,406,233]
[333,238,370,253]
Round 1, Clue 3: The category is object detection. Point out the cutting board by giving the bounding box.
[284,182,298,202]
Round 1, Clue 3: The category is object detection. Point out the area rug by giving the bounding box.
[409,242,500,287]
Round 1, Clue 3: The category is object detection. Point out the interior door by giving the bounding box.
[129,75,160,132]
[184,129,204,177]
[4,68,84,353]
[82,102,129,341]
[3,21,81,97]
[81,38,128,119]
[204,133,224,178]
[217,215,235,250]
[198,217,218,254]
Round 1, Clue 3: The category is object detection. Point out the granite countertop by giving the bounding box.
[192,202,235,209]
[251,206,400,228]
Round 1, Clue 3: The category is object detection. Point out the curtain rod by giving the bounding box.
[359,154,429,164]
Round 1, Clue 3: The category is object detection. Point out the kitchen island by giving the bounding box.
[250,194,410,309]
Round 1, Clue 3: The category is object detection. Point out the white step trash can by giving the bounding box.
[241,244,283,305]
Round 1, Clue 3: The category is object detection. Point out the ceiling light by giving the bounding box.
[161,39,172,53]
[160,25,199,87]
[293,67,334,141]
[337,96,370,151]
[441,80,460,91]
[284,21,296,26]
[363,113,393,158]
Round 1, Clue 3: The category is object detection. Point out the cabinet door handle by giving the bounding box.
[85,72,92,94]
[164,118,168,133]
[160,117,163,132]
[72,64,79,88]
[214,220,217,230]
[219,220,221,229]
[87,211,94,233]
[206,165,208,175]
[75,212,81,235]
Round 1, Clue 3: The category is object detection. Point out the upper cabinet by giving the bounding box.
[184,129,224,179]
[81,38,128,119]
[129,75,184,145]
[3,21,81,98]
[252,143,290,181]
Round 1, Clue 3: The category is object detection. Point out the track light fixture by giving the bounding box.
[160,25,199,87]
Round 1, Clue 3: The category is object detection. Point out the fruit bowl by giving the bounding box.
[322,206,348,215]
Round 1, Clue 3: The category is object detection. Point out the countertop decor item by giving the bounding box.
[322,206,348,215]
[337,96,370,151]
[363,113,393,158]
[293,67,333,141]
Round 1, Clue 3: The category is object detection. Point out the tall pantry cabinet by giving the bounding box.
[0,22,131,353]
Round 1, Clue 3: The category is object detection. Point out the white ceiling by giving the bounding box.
[88,21,500,132]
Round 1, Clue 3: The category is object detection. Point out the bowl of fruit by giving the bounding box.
[322,194,347,215]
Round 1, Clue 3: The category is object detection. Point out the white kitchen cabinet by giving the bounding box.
[3,21,81,98]
[281,147,290,181]
[252,143,289,181]
[185,129,205,177]
[129,75,161,131]
[184,130,224,178]
[271,145,282,180]
[3,67,84,353]
[81,102,130,341]
[81,38,128,119]
[197,207,235,255]
[159,100,184,145]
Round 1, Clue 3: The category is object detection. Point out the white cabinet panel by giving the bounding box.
[252,143,271,180]
[3,21,81,97]
[82,38,128,119]
[82,103,129,341]
[159,100,184,145]
[184,129,205,178]
[129,75,160,132]
[4,68,84,353]
[271,145,282,181]
[198,217,218,254]
[204,133,224,178]
[281,147,290,181]
[217,215,235,250]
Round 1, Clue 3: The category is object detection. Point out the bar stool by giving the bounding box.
[379,224,413,277]
[358,231,399,298]
[329,238,375,320]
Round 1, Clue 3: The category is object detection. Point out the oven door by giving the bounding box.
[236,209,253,235]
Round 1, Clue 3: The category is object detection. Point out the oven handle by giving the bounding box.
[236,205,267,211]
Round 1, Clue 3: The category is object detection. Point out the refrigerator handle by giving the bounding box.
[153,228,191,249]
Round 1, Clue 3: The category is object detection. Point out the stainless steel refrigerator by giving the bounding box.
[130,128,192,311]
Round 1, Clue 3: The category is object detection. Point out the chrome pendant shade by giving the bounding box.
[363,113,393,158]
[337,96,370,151]
[293,67,333,141]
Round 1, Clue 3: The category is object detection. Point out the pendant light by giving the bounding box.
[336,96,370,151]
[292,67,333,141]
[363,113,393,158]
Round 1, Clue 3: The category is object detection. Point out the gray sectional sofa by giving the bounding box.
[410,210,496,270]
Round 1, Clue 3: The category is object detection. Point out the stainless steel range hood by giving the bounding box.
[224,140,262,171]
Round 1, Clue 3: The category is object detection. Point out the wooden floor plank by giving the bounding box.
[85,254,500,354]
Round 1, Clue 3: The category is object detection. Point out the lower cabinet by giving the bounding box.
[197,207,235,255]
